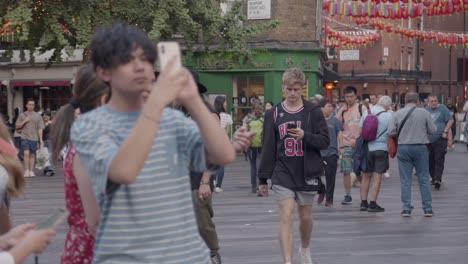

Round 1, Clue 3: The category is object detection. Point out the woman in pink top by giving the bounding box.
[51,65,110,263]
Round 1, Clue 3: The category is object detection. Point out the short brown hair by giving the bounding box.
[282,68,306,87]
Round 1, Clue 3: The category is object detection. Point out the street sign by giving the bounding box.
[247,0,271,20]
[340,50,360,61]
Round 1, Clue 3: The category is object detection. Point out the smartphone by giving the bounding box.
[287,123,297,129]
[157,41,182,71]
[36,208,69,230]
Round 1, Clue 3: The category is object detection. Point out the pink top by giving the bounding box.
[342,103,363,148]
[60,145,95,264]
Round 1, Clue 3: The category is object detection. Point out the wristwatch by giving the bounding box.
[200,180,210,185]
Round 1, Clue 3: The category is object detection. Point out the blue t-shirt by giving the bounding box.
[71,106,210,264]
[425,105,452,143]
[359,105,391,152]
[320,117,343,157]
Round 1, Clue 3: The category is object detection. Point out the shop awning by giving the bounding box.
[10,80,71,87]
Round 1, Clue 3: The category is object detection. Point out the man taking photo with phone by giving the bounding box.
[258,68,329,264]
[71,23,250,264]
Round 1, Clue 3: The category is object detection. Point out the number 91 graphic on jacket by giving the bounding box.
[278,121,303,157]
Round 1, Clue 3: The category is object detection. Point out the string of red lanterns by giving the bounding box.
[323,0,468,19]
[324,24,381,47]
[355,18,468,45]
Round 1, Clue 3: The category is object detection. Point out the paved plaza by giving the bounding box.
[9,144,468,264]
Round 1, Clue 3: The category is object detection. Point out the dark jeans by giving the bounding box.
[248,147,261,190]
[215,166,225,188]
[323,155,338,203]
[14,136,22,160]
[428,138,448,182]
[192,190,219,257]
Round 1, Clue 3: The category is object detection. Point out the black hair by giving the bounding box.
[214,96,227,114]
[91,22,157,70]
[343,86,357,95]
[265,100,274,107]
[319,98,330,108]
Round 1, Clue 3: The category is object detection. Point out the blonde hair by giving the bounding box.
[0,122,24,197]
[282,68,306,87]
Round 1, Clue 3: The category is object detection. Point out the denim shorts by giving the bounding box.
[272,185,316,206]
[20,139,38,153]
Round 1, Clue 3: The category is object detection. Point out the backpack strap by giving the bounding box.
[358,104,363,117]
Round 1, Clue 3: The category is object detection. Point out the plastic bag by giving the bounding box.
[36,147,50,170]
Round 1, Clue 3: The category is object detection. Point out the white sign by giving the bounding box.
[339,50,360,61]
[383,47,389,57]
[247,0,271,20]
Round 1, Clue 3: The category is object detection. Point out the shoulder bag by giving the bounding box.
[388,107,416,158]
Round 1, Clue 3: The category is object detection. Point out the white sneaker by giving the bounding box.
[29,170,36,177]
[298,247,313,264]
[215,187,223,193]
[384,172,390,178]
[24,170,30,178]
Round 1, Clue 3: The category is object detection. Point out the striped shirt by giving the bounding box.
[71,106,210,264]
[219,112,232,129]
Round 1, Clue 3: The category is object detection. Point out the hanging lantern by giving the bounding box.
[385,24,392,33]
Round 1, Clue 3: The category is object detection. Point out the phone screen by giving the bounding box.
[287,123,297,129]
[157,42,182,71]
[36,208,69,230]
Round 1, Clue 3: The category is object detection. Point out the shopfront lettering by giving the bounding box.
[283,57,313,69]
[198,58,273,70]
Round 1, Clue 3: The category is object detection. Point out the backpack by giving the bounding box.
[361,109,386,142]
[248,117,263,147]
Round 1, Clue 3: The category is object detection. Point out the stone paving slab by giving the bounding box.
[9,144,468,264]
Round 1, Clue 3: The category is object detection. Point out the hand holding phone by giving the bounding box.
[287,123,297,130]
[157,42,182,73]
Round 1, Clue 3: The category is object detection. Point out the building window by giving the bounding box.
[220,0,239,14]
[232,75,264,128]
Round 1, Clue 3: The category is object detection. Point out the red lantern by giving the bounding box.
[427,5,435,15]
[423,0,431,6]
[385,25,392,33]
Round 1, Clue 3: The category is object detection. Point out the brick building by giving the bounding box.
[325,13,467,108]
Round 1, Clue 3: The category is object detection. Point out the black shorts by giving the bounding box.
[364,150,389,174]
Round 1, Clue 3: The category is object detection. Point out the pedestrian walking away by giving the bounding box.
[388,92,436,217]
[258,68,329,264]
[358,96,392,212]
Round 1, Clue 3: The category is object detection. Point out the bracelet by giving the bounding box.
[141,111,160,124]
[200,180,210,185]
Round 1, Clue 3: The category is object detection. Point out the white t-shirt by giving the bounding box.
[0,166,8,201]
[0,252,14,264]
[220,112,233,129]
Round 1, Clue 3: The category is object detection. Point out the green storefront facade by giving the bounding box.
[188,48,324,129]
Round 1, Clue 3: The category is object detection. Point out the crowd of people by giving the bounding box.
[0,21,467,264]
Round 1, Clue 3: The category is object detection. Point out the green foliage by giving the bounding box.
[0,0,278,65]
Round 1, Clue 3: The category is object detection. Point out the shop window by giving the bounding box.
[232,76,264,129]
[40,86,72,111]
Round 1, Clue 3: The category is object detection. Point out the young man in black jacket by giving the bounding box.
[258,68,329,264]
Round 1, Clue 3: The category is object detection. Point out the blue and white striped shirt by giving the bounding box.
[71,105,210,264]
